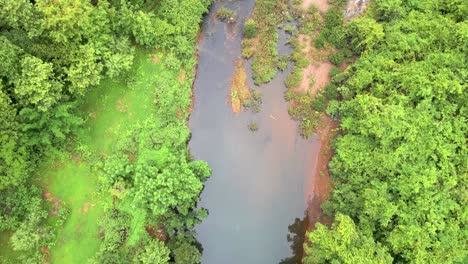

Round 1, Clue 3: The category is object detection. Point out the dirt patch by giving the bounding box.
[296,34,335,94]
[178,70,187,83]
[302,0,330,13]
[41,246,50,263]
[230,59,251,113]
[151,56,160,63]
[80,202,96,214]
[298,62,334,94]
[344,0,369,19]
[116,98,129,113]
[307,114,339,230]
[145,226,167,241]
[43,187,61,216]
[177,108,184,119]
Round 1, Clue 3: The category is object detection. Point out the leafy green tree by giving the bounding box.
[305,214,393,264]
[347,17,384,54]
[136,240,170,264]
[13,56,62,112]
[173,242,201,264]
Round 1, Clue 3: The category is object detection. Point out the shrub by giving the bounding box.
[243,19,257,38]
[248,121,258,132]
[312,90,327,112]
[277,55,289,71]
[324,83,339,100]
[217,7,237,23]
[328,66,341,78]
[285,68,302,89]
[329,51,344,65]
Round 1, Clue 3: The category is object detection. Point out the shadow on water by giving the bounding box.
[189,1,322,263]
[279,211,309,264]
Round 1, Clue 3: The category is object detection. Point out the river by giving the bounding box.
[189,1,321,263]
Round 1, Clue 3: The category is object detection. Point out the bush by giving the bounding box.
[243,19,257,38]
[285,68,302,89]
[311,90,327,112]
[329,51,344,65]
[328,67,341,78]
[217,7,237,23]
[324,83,339,100]
[248,121,258,132]
[277,55,289,71]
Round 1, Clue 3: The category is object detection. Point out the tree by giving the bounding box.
[13,56,62,112]
[305,214,393,264]
[173,242,201,264]
[136,240,170,264]
[347,17,384,54]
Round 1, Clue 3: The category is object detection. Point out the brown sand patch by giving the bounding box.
[177,108,184,119]
[43,186,61,216]
[116,98,129,113]
[298,34,312,54]
[307,113,339,230]
[178,70,187,83]
[302,0,330,13]
[230,59,251,113]
[145,226,167,241]
[151,56,160,63]
[80,202,95,214]
[296,33,335,94]
[41,246,50,263]
[71,154,84,165]
[298,62,334,94]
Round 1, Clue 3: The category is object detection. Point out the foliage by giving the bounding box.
[243,19,257,38]
[318,8,346,48]
[173,242,201,264]
[305,214,393,263]
[248,122,259,132]
[347,17,384,54]
[306,1,468,263]
[329,51,344,65]
[0,0,211,262]
[247,0,289,84]
[137,240,171,264]
[243,89,263,113]
[217,7,236,23]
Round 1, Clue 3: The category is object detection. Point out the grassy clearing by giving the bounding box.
[32,50,164,263]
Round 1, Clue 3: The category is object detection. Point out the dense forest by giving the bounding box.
[0,0,466,263]
[304,0,467,263]
[0,0,210,263]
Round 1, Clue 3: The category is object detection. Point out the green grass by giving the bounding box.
[46,162,106,264]
[38,50,163,263]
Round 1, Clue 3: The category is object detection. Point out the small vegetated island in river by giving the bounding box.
[0,0,466,264]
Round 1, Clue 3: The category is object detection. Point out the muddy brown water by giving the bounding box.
[189,1,321,263]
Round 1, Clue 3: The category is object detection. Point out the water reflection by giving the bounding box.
[279,212,309,264]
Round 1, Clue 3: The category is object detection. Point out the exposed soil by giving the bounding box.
[151,56,160,63]
[344,0,369,19]
[116,98,129,113]
[302,0,330,13]
[41,246,50,263]
[296,0,338,231]
[43,187,61,216]
[299,62,334,94]
[306,114,338,229]
[297,34,335,95]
